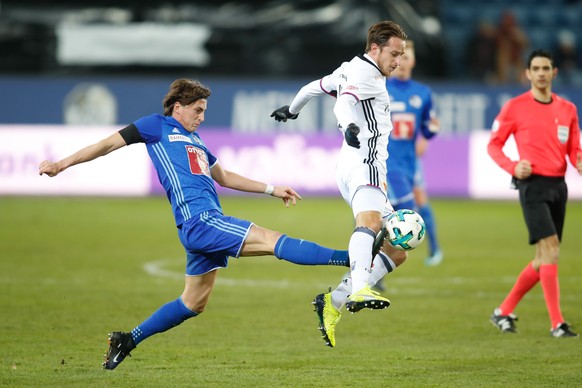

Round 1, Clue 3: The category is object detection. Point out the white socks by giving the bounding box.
[331,251,395,310]
[348,229,375,293]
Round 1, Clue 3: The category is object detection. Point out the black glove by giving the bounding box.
[270,105,299,122]
[344,123,360,148]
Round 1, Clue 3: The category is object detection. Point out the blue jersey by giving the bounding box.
[386,78,436,178]
[133,114,221,226]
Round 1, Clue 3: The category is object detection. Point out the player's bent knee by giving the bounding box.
[243,225,282,255]
[181,297,207,314]
[381,244,408,267]
[392,250,408,267]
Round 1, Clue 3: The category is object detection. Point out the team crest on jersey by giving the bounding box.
[409,95,422,109]
[185,145,211,176]
[169,134,193,143]
[557,125,569,144]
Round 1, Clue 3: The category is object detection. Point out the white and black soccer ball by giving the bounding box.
[384,209,426,251]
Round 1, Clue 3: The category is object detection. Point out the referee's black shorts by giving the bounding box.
[516,175,568,245]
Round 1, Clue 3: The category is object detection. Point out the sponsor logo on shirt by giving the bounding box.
[168,134,193,143]
[172,128,180,133]
[391,113,415,140]
[186,145,210,176]
[391,101,406,112]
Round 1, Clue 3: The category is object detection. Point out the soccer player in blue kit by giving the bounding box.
[385,40,443,268]
[39,79,352,370]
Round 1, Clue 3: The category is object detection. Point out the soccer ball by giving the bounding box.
[384,209,426,251]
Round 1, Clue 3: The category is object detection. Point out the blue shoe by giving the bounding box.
[424,250,443,266]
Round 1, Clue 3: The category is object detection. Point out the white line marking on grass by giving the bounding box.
[142,259,581,301]
[143,259,298,288]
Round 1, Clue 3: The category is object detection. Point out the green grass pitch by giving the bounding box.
[1,196,581,387]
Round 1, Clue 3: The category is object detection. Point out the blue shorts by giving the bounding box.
[178,210,253,276]
[387,169,414,207]
[414,159,425,189]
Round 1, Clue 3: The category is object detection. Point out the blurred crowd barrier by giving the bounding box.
[2,76,582,136]
[2,127,582,199]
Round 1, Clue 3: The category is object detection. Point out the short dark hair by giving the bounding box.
[365,21,407,52]
[527,49,554,69]
[162,79,211,116]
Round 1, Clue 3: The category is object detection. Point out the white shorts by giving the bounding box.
[336,153,388,218]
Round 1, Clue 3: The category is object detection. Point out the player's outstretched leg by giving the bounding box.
[312,290,341,347]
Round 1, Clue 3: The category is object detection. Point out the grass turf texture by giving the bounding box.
[1,196,581,387]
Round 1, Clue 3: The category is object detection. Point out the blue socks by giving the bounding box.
[131,297,198,346]
[274,235,349,266]
[418,204,439,255]
[129,237,350,347]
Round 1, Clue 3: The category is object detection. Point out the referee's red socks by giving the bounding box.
[499,262,540,315]
[539,263,564,329]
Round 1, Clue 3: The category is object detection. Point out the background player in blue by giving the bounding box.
[385,40,442,268]
[39,79,351,370]
[413,137,443,266]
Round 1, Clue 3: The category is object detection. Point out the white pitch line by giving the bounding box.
[143,259,314,288]
[142,258,581,301]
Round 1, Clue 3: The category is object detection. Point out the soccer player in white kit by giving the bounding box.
[272,21,408,346]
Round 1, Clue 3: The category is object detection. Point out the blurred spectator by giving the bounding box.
[466,21,497,83]
[495,10,529,84]
[553,29,582,86]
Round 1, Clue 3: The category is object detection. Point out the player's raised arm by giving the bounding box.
[210,162,301,207]
[39,131,127,177]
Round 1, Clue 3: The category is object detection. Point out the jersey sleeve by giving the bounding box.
[288,66,341,115]
[487,102,518,175]
[288,79,326,115]
[133,114,163,144]
[207,149,218,168]
[333,93,358,131]
[419,88,437,140]
[118,123,145,145]
[566,103,582,166]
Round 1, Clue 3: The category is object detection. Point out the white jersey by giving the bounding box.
[289,53,392,204]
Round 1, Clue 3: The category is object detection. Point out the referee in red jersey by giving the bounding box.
[488,49,582,338]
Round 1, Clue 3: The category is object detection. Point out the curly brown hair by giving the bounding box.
[162,79,211,116]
